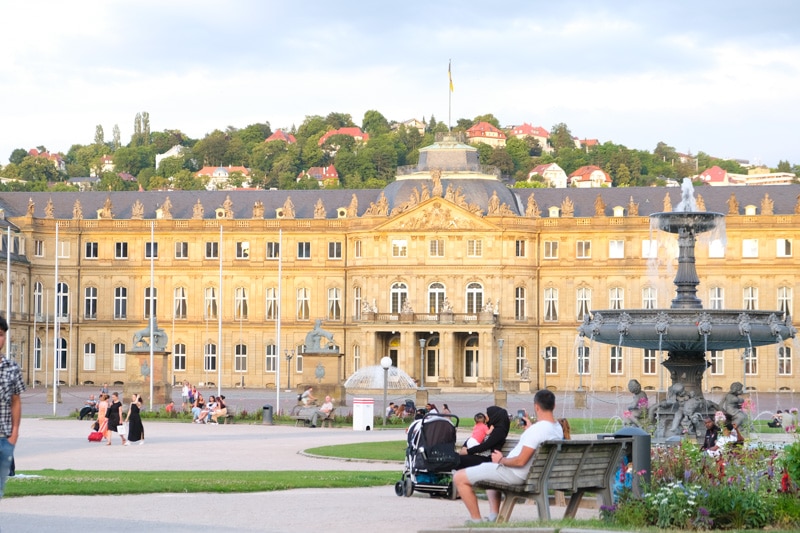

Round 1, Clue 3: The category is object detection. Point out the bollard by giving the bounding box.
[262,404,274,425]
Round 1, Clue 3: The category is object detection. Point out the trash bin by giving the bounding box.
[606,426,651,496]
[352,398,374,431]
[262,404,273,425]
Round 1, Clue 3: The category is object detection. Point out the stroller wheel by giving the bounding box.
[404,477,414,497]
[447,481,458,500]
[394,481,405,497]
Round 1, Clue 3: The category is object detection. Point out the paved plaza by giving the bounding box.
[0,386,796,532]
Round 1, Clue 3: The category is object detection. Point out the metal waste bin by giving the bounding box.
[352,398,374,431]
[602,426,650,496]
[262,404,274,425]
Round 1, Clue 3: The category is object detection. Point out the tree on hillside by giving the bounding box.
[549,123,575,154]
[231,123,271,151]
[555,146,589,176]
[488,146,515,177]
[505,137,533,176]
[18,156,60,182]
[473,114,501,129]
[455,118,474,132]
[94,125,105,147]
[325,112,355,129]
[362,110,390,136]
[112,124,121,150]
[9,148,28,165]
[296,115,328,141]
[776,160,792,173]
[193,130,229,166]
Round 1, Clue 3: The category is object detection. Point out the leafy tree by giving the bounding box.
[715,159,745,174]
[473,114,501,129]
[296,115,328,140]
[132,112,143,147]
[157,155,186,178]
[151,130,189,154]
[555,147,589,175]
[325,112,355,129]
[615,163,632,187]
[192,130,229,166]
[455,118,474,132]
[488,146,515,177]
[549,123,575,154]
[653,141,678,164]
[113,145,154,177]
[231,123,271,151]
[97,171,128,191]
[475,143,493,164]
[137,167,155,189]
[362,110,390,136]
[296,175,320,190]
[142,111,151,144]
[360,136,398,180]
[171,169,204,190]
[426,114,438,133]
[94,125,105,146]
[505,137,533,174]
[112,124,121,150]
[776,160,792,173]
[18,156,60,182]
[9,148,28,165]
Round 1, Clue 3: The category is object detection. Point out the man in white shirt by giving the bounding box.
[453,389,563,524]
[310,396,334,427]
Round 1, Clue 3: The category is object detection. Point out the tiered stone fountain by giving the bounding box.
[578,180,796,438]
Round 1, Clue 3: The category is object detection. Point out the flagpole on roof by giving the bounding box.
[448,60,454,131]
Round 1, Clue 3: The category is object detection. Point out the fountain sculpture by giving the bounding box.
[578,179,796,438]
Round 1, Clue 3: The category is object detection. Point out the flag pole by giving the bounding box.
[448,59,453,131]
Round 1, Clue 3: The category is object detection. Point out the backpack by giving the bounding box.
[297,393,303,402]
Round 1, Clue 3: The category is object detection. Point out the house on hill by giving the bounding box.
[509,123,552,153]
[466,122,507,148]
[196,165,251,190]
[528,163,567,188]
[318,127,369,146]
[569,165,612,188]
[266,129,297,144]
[28,148,66,173]
[298,165,339,188]
[699,165,796,186]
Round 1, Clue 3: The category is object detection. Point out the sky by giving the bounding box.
[1,0,799,168]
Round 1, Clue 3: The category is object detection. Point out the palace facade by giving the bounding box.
[0,135,798,394]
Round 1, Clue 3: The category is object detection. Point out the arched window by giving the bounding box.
[296,288,310,320]
[576,287,591,321]
[544,288,558,322]
[428,282,446,313]
[778,286,792,316]
[390,282,408,313]
[465,283,483,314]
[57,282,69,319]
[327,287,342,320]
[464,335,479,381]
[33,281,44,318]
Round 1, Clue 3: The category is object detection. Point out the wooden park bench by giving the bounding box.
[473,437,630,523]
[290,407,335,428]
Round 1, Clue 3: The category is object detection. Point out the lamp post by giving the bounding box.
[497,339,504,391]
[418,338,426,389]
[285,349,294,390]
[381,356,392,426]
[541,348,549,390]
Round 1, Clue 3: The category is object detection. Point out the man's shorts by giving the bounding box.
[464,461,525,486]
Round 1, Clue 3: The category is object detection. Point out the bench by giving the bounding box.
[218,409,236,424]
[473,438,630,523]
[290,407,335,428]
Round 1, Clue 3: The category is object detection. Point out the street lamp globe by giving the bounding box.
[380,356,392,426]
[380,356,392,370]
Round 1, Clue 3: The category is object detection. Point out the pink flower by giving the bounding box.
[623,410,632,419]
[638,397,649,409]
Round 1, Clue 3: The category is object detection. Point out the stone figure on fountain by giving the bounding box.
[721,381,747,428]
[623,379,648,428]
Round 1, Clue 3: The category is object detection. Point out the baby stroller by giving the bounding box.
[395,412,459,499]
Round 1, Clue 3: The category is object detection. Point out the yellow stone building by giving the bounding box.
[0,136,797,394]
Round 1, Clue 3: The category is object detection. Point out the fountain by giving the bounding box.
[578,179,796,438]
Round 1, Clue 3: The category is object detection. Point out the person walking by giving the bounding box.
[106,392,127,446]
[125,394,144,445]
[0,316,25,500]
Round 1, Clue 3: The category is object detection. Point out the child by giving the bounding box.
[465,412,492,448]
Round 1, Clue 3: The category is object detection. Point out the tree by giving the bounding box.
[473,114,501,129]
[112,124,121,150]
[142,111,151,145]
[488,146,515,177]
[192,130,229,166]
[9,148,28,165]
[455,118,474,132]
[18,156,60,182]
[362,110,390,136]
[475,143,493,165]
[549,123,575,154]
[325,112,355,129]
[505,137,533,174]
[94,125,105,146]
[776,160,792,173]
[615,163,632,187]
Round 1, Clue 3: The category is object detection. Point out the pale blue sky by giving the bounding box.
[1,0,798,166]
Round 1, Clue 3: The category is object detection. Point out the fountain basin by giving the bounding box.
[579,309,796,352]
[650,211,725,234]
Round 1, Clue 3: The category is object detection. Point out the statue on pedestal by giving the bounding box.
[131,318,168,351]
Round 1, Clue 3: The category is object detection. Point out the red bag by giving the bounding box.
[88,431,103,442]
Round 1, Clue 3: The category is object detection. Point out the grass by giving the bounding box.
[306,441,407,461]
[5,470,397,497]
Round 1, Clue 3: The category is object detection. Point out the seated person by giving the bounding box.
[79,394,98,420]
[196,395,217,423]
[309,395,334,427]
[210,395,227,424]
[457,406,510,469]
[454,390,564,524]
[190,392,205,421]
[767,410,783,428]
[465,412,491,448]
[701,416,721,456]
[708,422,737,456]
[165,401,175,414]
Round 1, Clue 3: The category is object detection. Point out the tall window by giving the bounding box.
[175,242,189,259]
[353,286,362,321]
[391,239,407,257]
[265,287,278,320]
[55,338,67,369]
[643,349,657,375]
[745,348,758,375]
[709,350,723,375]
[544,241,559,259]
[34,337,42,370]
[145,242,159,259]
[610,346,623,375]
[34,281,43,318]
[296,288,310,320]
[467,239,482,257]
[709,287,724,310]
[83,342,96,371]
[173,343,186,371]
[204,343,217,371]
[390,282,408,313]
[85,242,98,259]
[266,241,280,259]
[204,287,218,319]
[777,238,792,258]
[115,242,128,259]
[544,288,558,321]
[464,336,479,380]
[778,286,792,316]
[297,241,311,259]
[328,241,342,259]
[609,287,624,310]
[353,344,361,372]
[265,344,277,372]
[327,287,342,320]
[56,282,69,319]
[354,240,362,258]
[742,239,759,258]
[114,287,127,319]
[34,239,44,257]
[429,239,445,257]
[743,286,758,310]
[515,345,527,374]
[113,343,126,371]
[234,344,247,372]
[236,241,250,259]
[295,346,304,372]
[465,282,483,314]
[576,240,591,259]
[576,287,591,321]
[779,346,792,375]
[544,346,558,374]
[428,282,445,313]
[144,287,157,318]
[642,287,657,309]
[58,241,70,258]
[84,287,97,319]
[174,287,187,319]
[18,282,24,314]
[234,287,249,320]
[515,240,526,258]
[609,240,624,259]
[577,345,590,375]
[514,287,526,320]
[205,241,218,259]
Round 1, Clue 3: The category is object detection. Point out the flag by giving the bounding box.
[448,60,454,92]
